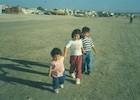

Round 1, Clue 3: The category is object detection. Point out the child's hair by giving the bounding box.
[82,26,90,33]
[71,29,81,38]
[51,48,62,57]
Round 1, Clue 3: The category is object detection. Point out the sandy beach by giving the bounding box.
[0,14,140,100]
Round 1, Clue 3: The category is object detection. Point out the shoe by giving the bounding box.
[85,71,91,75]
[70,73,76,79]
[54,89,59,93]
[76,78,80,85]
[87,71,91,75]
[60,84,64,88]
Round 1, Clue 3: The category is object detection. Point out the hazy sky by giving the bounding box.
[0,0,140,12]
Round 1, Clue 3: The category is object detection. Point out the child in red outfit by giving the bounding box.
[64,29,85,85]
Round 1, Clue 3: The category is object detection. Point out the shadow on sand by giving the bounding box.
[0,74,53,92]
[0,57,49,68]
[0,57,54,93]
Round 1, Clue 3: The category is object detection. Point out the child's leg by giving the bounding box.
[87,51,93,73]
[75,56,82,79]
[82,53,86,73]
[59,72,66,84]
[53,77,59,89]
[69,56,76,73]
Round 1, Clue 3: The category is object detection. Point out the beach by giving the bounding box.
[0,14,140,100]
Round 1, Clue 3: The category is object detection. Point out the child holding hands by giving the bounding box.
[81,27,96,75]
[64,29,85,85]
[48,48,66,93]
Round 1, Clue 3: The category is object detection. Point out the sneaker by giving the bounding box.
[76,78,80,85]
[87,71,91,75]
[54,89,59,93]
[60,84,64,88]
[85,71,91,75]
[70,73,76,79]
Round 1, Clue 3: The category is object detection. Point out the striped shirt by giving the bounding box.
[82,37,94,51]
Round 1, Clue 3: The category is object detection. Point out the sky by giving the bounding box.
[0,0,140,12]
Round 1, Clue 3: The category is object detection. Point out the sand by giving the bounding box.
[0,14,140,100]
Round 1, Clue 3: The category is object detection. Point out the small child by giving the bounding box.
[48,48,66,93]
[81,26,96,75]
[64,29,85,85]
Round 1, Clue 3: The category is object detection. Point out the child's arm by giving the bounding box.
[81,47,86,54]
[92,46,96,53]
[64,47,68,58]
[48,68,52,77]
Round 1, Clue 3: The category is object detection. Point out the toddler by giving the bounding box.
[48,48,66,93]
[81,27,96,75]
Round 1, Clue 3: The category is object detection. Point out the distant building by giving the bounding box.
[21,8,40,14]
[4,6,21,14]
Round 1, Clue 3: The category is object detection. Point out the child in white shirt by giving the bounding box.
[64,29,85,85]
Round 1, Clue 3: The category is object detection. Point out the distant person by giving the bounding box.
[48,48,66,93]
[130,13,134,23]
[64,29,85,85]
[81,27,96,75]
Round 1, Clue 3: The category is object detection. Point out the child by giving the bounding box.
[81,26,96,75]
[64,29,85,85]
[48,48,66,93]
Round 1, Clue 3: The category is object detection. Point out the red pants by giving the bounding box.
[70,55,82,79]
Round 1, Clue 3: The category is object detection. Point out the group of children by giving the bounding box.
[48,26,96,93]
